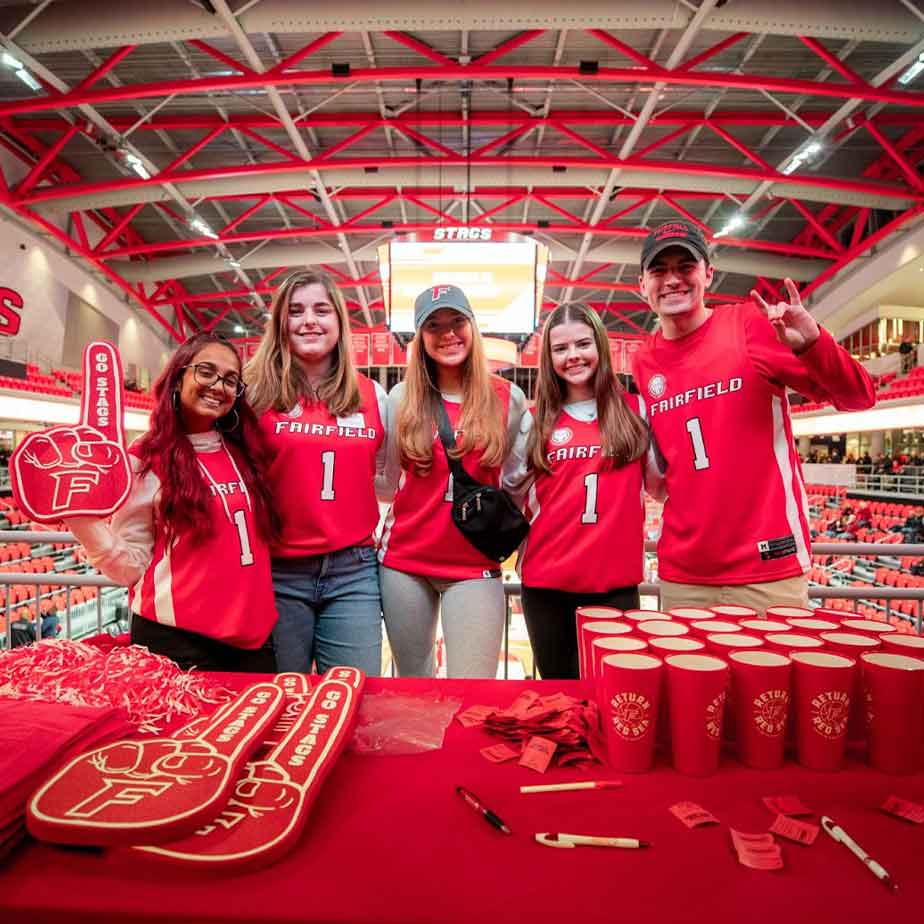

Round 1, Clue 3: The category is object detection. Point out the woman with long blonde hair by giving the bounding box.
[517,302,663,679]
[379,285,529,678]
[246,269,388,676]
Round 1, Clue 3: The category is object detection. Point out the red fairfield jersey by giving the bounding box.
[260,374,384,557]
[380,379,512,579]
[520,395,646,592]
[131,443,276,648]
[632,302,875,585]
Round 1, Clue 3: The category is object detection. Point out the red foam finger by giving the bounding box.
[132,667,364,872]
[27,683,285,846]
[10,341,131,523]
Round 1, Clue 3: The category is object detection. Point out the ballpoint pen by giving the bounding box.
[820,816,898,892]
[456,786,513,835]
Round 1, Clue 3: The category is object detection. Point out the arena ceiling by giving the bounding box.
[0,0,923,343]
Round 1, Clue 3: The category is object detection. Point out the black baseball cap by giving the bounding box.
[640,220,711,272]
[414,284,476,330]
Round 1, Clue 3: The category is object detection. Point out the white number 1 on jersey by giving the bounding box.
[320,450,336,500]
[233,509,254,567]
[685,417,711,470]
[581,473,599,524]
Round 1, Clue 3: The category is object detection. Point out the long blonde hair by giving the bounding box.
[527,303,649,476]
[245,269,361,417]
[397,316,507,476]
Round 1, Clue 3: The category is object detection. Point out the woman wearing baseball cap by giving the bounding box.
[379,284,529,678]
[246,269,388,676]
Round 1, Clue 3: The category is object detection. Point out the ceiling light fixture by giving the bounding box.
[781,138,824,176]
[1,51,42,92]
[898,52,924,86]
[189,214,219,239]
[121,150,150,180]
[714,213,748,239]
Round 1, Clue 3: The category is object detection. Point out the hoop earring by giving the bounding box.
[215,408,240,432]
[172,389,180,411]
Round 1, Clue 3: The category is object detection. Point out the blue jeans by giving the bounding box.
[271,545,383,676]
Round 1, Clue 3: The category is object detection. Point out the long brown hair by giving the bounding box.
[245,269,361,417]
[397,316,507,476]
[133,333,280,544]
[527,303,649,476]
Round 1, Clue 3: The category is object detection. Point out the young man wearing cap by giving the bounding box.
[378,284,530,677]
[632,220,876,612]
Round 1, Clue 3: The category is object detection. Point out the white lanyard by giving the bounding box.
[195,439,252,525]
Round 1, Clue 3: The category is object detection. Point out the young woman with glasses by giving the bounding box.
[67,333,280,672]
[514,303,664,679]
[246,269,387,676]
[378,285,529,678]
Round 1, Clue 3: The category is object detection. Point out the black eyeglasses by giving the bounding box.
[183,363,245,397]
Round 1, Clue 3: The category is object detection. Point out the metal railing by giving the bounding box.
[1,532,922,674]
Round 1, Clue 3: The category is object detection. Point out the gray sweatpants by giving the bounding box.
[380,565,505,678]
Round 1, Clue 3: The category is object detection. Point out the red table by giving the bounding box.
[1,677,922,923]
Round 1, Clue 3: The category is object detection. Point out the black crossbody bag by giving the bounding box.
[435,400,530,563]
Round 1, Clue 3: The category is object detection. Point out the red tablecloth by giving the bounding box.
[1,676,922,924]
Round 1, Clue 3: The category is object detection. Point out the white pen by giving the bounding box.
[820,816,898,892]
[520,780,622,794]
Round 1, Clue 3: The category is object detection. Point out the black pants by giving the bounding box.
[520,584,640,680]
[131,615,277,674]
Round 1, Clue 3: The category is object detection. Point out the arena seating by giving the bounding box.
[792,365,924,413]
[805,484,924,632]
[0,362,156,408]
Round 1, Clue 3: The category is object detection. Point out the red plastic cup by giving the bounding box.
[791,651,856,771]
[812,607,849,622]
[880,634,924,656]
[861,652,924,774]
[766,605,813,620]
[665,654,730,776]
[622,609,672,623]
[600,653,664,773]
[579,620,632,680]
[591,636,648,692]
[635,620,689,639]
[819,632,881,740]
[819,632,882,658]
[764,633,824,656]
[576,606,622,635]
[648,636,705,654]
[739,619,791,636]
[786,617,840,633]
[689,619,740,639]
[667,607,715,624]
[841,619,898,638]
[728,650,792,769]
[705,632,764,657]
[710,604,758,619]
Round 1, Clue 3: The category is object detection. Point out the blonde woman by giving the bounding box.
[379,285,529,678]
[246,270,387,675]
[517,303,664,679]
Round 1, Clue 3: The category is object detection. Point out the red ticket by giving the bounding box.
[669,802,719,829]
[730,829,784,870]
[769,814,819,845]
[518,736,557,773]
[480,743,521,763]
[880,795,924,824]
[456,705,495,728]
[762,794,812,816]
[507,691,542,717]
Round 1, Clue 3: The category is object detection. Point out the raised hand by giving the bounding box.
[10,342,132,523]
[750,278,820,354]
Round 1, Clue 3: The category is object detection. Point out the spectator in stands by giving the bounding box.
[67,333,280,672]
[632,220,876,613]
[860,451,872,467]
[379,284,529,678]
[246,269,387,676]
[511,303,663,679]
